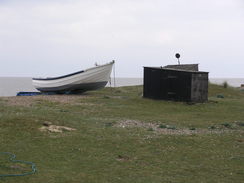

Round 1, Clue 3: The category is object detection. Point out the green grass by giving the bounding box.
[0,84,243,182]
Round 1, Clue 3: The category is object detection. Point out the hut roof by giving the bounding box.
[163,64,199,71]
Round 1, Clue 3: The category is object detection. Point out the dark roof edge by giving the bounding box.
[143,67,209,74]
[164,64,199,66]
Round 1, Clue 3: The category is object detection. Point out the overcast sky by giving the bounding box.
[0,0,243,78]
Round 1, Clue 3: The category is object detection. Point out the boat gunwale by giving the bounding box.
[32,70,85,81]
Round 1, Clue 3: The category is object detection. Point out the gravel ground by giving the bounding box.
[115,119,235,135]
[1,95,88,107]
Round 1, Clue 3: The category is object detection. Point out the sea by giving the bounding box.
[0,77,243,97]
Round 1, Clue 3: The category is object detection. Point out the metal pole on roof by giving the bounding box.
[175,53,181,65]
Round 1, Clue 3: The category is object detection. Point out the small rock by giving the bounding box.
[43,121,52,126]
[116,155,130,162]
[217,94,224,98]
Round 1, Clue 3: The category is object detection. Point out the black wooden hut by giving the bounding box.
[143,64,209,102]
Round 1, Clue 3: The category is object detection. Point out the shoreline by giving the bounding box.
[0,77,244,97]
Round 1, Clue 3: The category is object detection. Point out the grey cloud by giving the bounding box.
[0,0,243,77]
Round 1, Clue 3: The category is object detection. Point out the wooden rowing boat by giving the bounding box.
[32,61,114,93]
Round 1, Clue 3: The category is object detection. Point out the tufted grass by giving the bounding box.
[0,83,243,183]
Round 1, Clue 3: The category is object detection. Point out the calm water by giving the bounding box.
[0,77,143,97]
[0,77,243,97]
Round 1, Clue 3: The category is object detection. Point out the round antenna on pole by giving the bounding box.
[175,53,180,65]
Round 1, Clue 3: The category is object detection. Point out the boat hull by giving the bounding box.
[32,61,114,93]
[36,81,108,93]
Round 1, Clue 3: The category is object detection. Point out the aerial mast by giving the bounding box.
[175,53,180,65]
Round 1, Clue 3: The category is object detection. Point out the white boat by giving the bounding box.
[32,61,114,93]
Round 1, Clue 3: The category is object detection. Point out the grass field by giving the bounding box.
[0,84,243,183]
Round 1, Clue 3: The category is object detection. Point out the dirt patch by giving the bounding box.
[39,122,76,133]
[115,120,230,135]
[116,120,157,129]
[3,95,88,107]
[74,102,102,107]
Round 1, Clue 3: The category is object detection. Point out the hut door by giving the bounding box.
[160,73,177,100]
[166,75,178,100]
